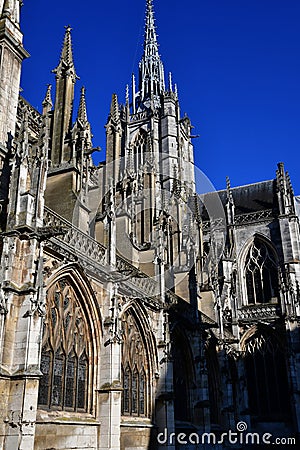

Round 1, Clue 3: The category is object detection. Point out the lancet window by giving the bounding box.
[244,329,290,420]
[121,310,149,417]
[245,238,279,304]
[132,131,147,170]
[38,278,91,411]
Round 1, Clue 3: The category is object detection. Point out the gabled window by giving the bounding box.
[245,239,279,304]
[38,278,91,411]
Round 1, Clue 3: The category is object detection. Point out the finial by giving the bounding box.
[174,83,178,97]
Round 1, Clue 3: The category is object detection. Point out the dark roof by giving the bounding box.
[199,179,277,221]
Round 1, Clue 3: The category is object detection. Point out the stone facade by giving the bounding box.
[0,1,299,449]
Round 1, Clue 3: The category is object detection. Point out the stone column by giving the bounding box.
[98,282,122,450]
[0,235,45,450]
[156,309,175,450]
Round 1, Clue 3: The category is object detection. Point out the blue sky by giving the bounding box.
[20,0,300,194]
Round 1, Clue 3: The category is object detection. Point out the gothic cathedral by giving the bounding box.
[0,1,300,449]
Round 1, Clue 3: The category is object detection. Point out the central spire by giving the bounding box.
[137,0,165,110]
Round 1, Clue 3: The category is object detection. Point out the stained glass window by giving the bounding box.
[123,366,130,414]
[65,353,75,408]
[244,331,291,420]
[132,369,138,414]
[121,310,149,417]
[245,239,279,304]
[38,278,91,411]
[52,349,64,407]
[139,370,145,415]
[38,350,51,406]
[132,131,147,170]
[77,354,88,410]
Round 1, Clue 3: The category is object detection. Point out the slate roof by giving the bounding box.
[199,179,278,221]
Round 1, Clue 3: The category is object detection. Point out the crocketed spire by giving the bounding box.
[138,0,165,109]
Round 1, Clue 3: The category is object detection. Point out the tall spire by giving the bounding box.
[0,0,28,145]
[137,0,165,110]
[50,26,78,167]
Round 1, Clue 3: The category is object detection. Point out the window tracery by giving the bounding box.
[173,328,194,422]
[38,278,90,411]
[121,310,149,417]
[244,328,290,420]
[132,131,147,170]
[245,239,279,304]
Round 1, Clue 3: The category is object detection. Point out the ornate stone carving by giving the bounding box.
[238,304,280,321]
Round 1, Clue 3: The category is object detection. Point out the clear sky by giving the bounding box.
[20,0,300,194]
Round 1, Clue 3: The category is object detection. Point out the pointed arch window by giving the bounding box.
[121,310,150,417]
[205,338,221,426]
[172,329,193,423]
[244,328,291,421]
[65,351,76,408]
[139,369,145,415]
[122,365,131,414]
[132,367,138,414]
[245,239,279,304]
[38,278,91,411]
[132,132,147,171]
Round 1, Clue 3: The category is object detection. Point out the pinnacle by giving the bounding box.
[61,25,74,66]
[42,84,53,108]
[110,94,120,124]
[226,176,234,204]
[1,0,10,18]
[77,86,88,124]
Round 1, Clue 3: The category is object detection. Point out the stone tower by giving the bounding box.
[0,1,29,230]
[102,0,197,300]
[0,0,28,145]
